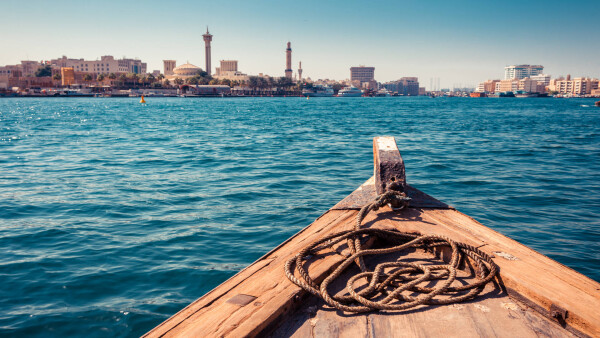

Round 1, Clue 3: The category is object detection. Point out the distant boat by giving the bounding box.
[470,92,486,98]
[375,88,392,97]
[338,86,363,97]
[498,91,515,97]
[302,85,334,97]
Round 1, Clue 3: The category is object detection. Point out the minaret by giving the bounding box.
[298,61,303,82]
[203,27,213,75]
[285,42,292,79]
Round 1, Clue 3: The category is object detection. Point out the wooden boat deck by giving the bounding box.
[145,138,600,338]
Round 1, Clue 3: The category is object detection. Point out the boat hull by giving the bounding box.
[144,137,600,338]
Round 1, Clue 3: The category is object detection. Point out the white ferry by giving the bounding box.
[302,85,334,97]
[337,86,363,97]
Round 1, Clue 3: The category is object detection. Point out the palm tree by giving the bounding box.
[157,74,164,82]
[174,78,184,86]
[96,74,105,83]
[164,79,171,87]
[118,74,127,87]
[127,73,139,87]
[186,77,199,85]
[221,78,231,87]
[83,74,92,83]
[53,73,61,81]
[248,76,259,95]
[108,73,117,80]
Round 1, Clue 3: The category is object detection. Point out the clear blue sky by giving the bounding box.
[2,0,598,89]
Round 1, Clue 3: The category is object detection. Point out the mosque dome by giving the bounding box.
[173,63,202,76]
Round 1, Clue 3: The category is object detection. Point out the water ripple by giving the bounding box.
[0,97,599,336]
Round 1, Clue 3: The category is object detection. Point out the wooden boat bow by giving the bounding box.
[144,137,600,338]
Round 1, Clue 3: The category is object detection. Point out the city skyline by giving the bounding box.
[1,0,599,89]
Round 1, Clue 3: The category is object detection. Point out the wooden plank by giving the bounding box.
[143,209,358,338]
[144,134,600,337]
[271,249,573,338]
[145,192,600,338]
[368,207,600,337]
[331,177,450,210]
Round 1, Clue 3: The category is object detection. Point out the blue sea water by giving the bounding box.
[0,97,599,336]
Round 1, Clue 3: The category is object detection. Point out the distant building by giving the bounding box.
[548,77,599,95]
[214,60,248,82]
[285,42,293,79]
[49,55,147,74]
[165,63,203,81]
[382,77,419,96]
[518,78,538,93]
[163,60,176,76]
[203,28,213,75]
[495,79,519,92]
[350,66,375,84]
[530,74,551,86]
[504,65,544,80]
[418,87,426,95]
[215,60,238,75]
[20,61,43,77]
[0,64,23,88]
[61,67,75,86]
[476,80,500,93]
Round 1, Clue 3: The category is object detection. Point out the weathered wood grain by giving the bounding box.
[373,136,406,194]
[369,207,600,337]
[145,183,600,338]
[143,209,358,338]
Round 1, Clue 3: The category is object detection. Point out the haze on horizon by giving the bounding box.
[1,0,598,89]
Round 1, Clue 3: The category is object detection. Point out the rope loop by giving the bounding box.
[284,192,498,313]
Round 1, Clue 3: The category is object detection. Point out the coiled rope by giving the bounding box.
[284,191,498,313]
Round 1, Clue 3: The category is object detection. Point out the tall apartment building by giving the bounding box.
[504,65,544,80]
[49,55,147,74]
[548,77,599,95]
[350,66,375,83]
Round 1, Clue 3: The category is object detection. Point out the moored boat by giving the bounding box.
[337,86,363,97]
[302,85,334,97]
[470,92,486,97]
[145,137,600,338]
[374,88,392,97]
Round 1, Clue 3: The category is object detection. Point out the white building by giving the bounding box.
[530,74,551,86]
[504,65,544,80]
[49,55,147,74]
[214,60,248,82]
